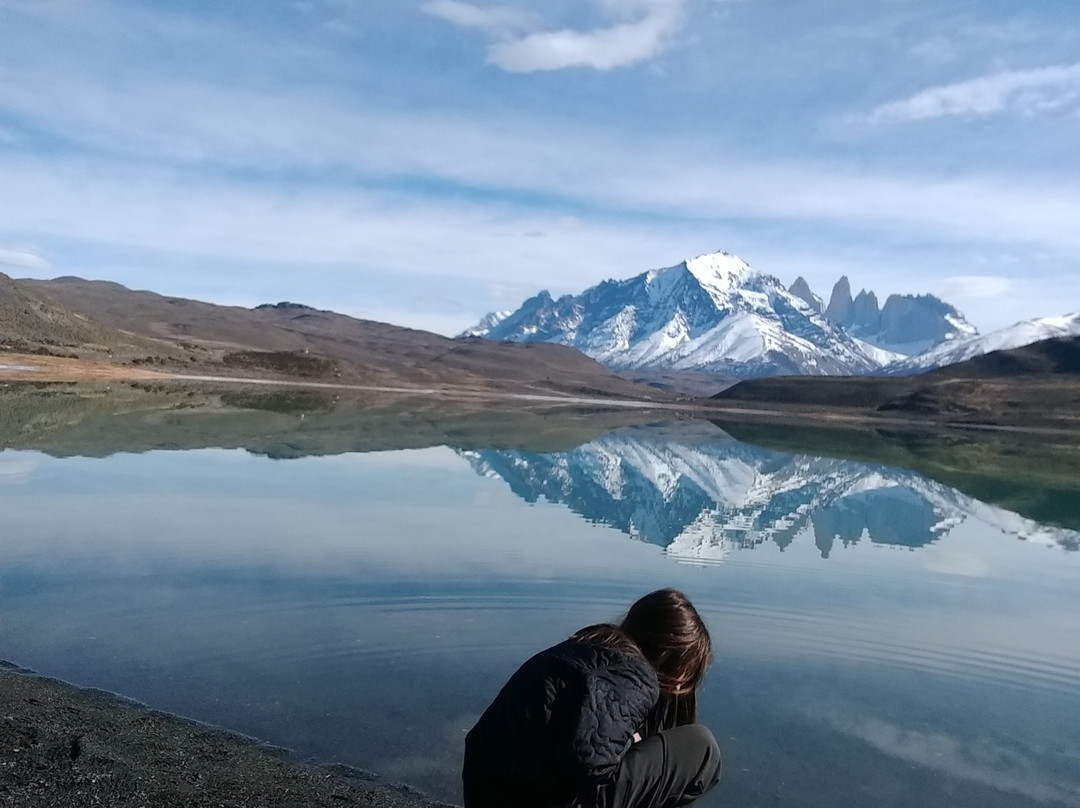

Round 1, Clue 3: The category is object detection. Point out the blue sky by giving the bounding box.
[1,0,1078,335]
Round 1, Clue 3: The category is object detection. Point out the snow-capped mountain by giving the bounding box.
[459,309,512,338]
[885,312,1080,375]
[458,423,1080,563]
[464,252,885,379]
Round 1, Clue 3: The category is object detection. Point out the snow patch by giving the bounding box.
[889,312,1080,374]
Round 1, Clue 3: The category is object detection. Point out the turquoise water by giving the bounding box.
[1,416,1078,807]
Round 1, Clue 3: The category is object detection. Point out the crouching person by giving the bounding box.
[463,589,721,808]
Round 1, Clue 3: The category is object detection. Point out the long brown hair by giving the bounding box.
[570,623,642,658]
[620,589,712,734]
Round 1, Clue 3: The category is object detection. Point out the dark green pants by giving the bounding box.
[580,725,722,808]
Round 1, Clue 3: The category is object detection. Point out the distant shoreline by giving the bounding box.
[2,350,1078,437]
[0,350,683,410]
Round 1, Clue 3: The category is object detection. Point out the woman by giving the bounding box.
[463,589,721,808]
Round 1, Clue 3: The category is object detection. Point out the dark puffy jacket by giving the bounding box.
[462,639,660,808]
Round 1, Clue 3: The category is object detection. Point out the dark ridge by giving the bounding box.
[255,301,322,312]
[710,335,1080,427]
[924,335,1080,379]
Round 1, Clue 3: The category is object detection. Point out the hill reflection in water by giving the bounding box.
[459,422,1080,561]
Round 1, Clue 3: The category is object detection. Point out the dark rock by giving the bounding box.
[851,290,881,334]
[878,294,961,347]
[788,277,822,314]
[824,276,854,327]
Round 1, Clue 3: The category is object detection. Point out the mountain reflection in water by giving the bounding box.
[3,400,1080,808]
[459,422,1079,562]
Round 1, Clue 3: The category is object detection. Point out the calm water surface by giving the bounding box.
[1,409,1078,807]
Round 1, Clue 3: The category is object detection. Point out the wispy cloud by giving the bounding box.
[4,67,1080,257]
[422,0,538,37]
[0,153,710,305]
[3,0,1078,334]
[424,0,689,72]
[868,63,1080,122]
[0,244,50,271]
[5,144,1078,336]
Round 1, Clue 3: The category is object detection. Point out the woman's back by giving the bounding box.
[463,637,659,808]
[462,590,722,808]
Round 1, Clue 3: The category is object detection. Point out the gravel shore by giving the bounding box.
[0,662,448,808]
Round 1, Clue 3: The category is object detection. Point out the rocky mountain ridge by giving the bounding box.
[469,252,887,379]
[465,251,980,379]
[818,275,977,356]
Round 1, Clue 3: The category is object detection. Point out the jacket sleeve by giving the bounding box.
[558,655,660,783]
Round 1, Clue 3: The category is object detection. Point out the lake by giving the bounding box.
[1,384,1078,807]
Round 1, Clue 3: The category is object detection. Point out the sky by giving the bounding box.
[1,0,1078,336]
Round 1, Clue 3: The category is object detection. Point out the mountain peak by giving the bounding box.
[825,276,855,328]
[461,250,886,378]
[683,252,754,290]
[789,276,823,314]
[460,254,978,379]
[815,276,978,355]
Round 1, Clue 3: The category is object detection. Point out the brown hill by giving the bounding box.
[13,276,667,400]
[710,336,1080,428]
[0,272,176,358]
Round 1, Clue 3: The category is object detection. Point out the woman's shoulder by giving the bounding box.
[520,638,658,692]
